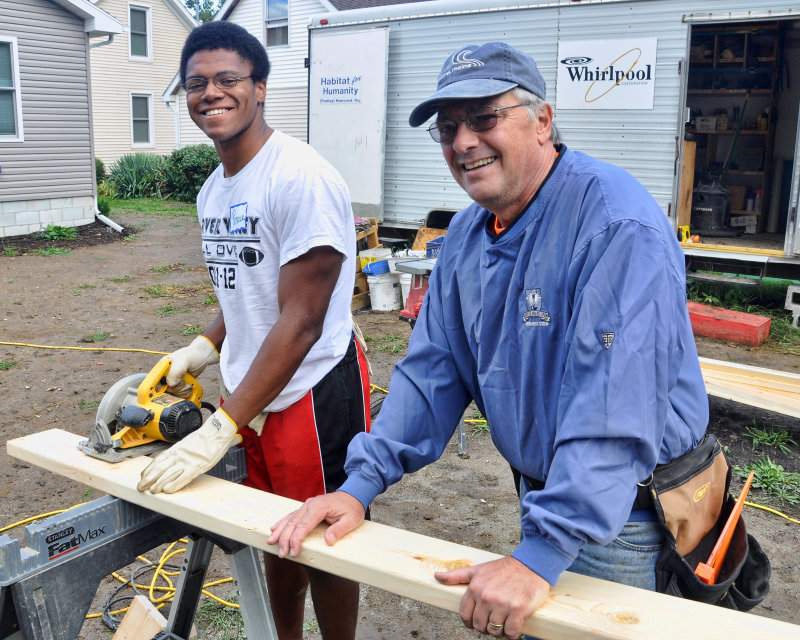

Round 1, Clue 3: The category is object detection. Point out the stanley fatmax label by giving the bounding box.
[45,518,111,560]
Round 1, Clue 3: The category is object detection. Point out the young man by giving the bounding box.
[136,21,370,640]
[269,42,709,639]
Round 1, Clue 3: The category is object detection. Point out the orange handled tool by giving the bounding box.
[695,471,755,585]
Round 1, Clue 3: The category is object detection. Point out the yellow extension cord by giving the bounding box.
[1,340,797,622]
[0,341,391,620]
[1,508,240,620]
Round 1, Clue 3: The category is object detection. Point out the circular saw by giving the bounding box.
[80,359,212,463]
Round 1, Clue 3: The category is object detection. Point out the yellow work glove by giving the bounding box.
[164,335,219,398]
[137,408,241,494]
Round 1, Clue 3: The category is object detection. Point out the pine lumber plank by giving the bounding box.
[112,595,166,640]
[700,357,800,386]
[679,242,785,257]
[677,140,695,229]
[699,357,800,419]
[7,429,799,640]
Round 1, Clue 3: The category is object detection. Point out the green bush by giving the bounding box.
[110,153,167,199]
[164,145,219,202]
[95,157,106,184]
[97,195,112,216]
[40,225,77,240]
[97,179,117,198]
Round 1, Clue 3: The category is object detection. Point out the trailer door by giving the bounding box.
[789,103,800,256]
[308,27,389,221]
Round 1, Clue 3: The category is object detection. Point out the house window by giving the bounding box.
[0,37,23,140]
[131,93,153,146]
[129,5,151,60]
[266,0,288,47]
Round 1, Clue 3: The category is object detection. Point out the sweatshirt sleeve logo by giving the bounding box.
[523,288,551,327]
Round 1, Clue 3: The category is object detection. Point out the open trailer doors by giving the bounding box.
[682,13,800,264]
[788,100,800,257]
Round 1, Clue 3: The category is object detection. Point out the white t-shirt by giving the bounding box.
[197,130,355,411]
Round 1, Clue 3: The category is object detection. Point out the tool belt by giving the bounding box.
[643,434,771,610]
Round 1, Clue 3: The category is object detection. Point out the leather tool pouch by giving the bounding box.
[644,434,771,610]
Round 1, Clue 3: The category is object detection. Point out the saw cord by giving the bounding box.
[7,340,797,621]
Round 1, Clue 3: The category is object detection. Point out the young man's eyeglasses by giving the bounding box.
[428,103,527,144]
[183,74,255,94]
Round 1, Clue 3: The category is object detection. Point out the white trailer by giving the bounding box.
[307,0,800,278]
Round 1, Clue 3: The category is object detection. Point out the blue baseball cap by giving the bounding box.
[409,42,547,127]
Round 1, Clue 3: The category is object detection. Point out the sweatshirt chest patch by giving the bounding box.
[522,288,551,327]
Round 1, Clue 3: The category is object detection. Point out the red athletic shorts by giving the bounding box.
[237,339,371,502]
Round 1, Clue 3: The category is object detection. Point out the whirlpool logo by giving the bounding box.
[556,39,657,110]
[562,48,651,102]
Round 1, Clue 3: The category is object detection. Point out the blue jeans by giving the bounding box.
[519,477,664,639]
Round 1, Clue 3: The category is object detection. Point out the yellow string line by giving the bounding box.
[0,340,168,355]
[0,503,88,534]
[370,383,389,394]
[745,501,800,524]
[463,419,487,424]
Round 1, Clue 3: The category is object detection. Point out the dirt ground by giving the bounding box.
[1,211,799,638]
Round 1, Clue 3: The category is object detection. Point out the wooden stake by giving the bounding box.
[112,595,166,640]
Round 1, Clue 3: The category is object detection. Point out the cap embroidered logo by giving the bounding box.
[442,49,485,78]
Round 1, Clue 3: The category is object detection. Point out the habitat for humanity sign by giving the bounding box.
[556,38,657,109]
[320,74,362,104]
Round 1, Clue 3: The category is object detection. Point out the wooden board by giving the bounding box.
[699,357,800,419]
[411,227,447,252]
[112,595,166,640]
[351,291,370,312]
[7,429,799,640]
[678,140,696,229]
[355,217,379,250]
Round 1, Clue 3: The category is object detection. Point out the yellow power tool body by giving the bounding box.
[80,358,210,463]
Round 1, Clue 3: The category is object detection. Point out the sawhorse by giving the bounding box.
[1,450,278,640]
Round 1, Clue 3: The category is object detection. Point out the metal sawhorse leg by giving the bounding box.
[166,532,277,640]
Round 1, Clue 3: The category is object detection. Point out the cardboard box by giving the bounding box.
[727,185,746,212]
[695,116,717,132]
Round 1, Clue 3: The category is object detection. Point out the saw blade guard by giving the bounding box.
[95,372,148,435]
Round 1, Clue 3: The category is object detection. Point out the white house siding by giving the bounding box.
[266,85,307,140]
[174,91,212,147]
[0,0,96,235]
[90,0,193,167]
[226,0,328,142]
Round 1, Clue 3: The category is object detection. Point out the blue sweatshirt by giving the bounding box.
[339,147,708,585]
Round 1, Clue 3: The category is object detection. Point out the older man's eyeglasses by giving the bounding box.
[183,74,255,94]
[428,103,527,144]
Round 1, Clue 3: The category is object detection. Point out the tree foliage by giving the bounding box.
[183,0,221,23]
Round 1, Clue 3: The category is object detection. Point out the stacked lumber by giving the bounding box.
[699,357,800,419]
[7,429,799,640]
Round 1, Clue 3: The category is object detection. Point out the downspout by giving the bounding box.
[166,99,181,149]
[90,34,115,49]
[89,34,125,232]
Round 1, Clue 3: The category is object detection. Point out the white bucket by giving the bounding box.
[367,273,403,311]
[399,273,412,306]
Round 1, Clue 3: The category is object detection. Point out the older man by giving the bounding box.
[270,42,708,639]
